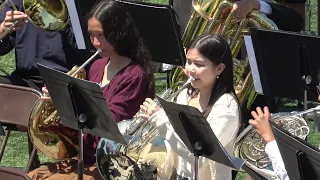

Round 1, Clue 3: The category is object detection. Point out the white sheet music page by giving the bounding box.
[244,35,264,94]
[65,0,86,49]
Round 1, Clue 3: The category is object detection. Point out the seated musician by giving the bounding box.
[0,0,89,91]
[173,0,303,34]
[249,71,320,180]
[140,34,243,180]
[27,0,155,179]
[0,0,90,168]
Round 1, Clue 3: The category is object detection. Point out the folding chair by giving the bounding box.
[0,83,42,173]
[0,166,30,180]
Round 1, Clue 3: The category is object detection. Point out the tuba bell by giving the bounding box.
[28,49,102,160]
[95,77,194,180]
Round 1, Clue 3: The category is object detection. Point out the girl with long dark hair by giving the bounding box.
[28,0,154,179]
[141,34,242,179]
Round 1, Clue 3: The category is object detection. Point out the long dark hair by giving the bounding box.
[87,0,155,97]
[186,34,243,127]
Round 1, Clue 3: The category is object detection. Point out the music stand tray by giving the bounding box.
[155,95,244,179]
[271,122,320,180]
[246,28,320,109]
[37,64,126,180]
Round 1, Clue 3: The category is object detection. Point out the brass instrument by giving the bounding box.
[166,0,280,178]
[28,49,101,160]
[0,0,69,40]
[169,0,278,109]
[235,108,313,179]
[96,77,194,180]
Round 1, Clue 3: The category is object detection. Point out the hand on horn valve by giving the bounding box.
[139,98,161,120]
[0,11,28,35]
[41,86,51,100]
[249,106,275,144]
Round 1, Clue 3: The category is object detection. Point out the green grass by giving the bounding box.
[0,1,319,180]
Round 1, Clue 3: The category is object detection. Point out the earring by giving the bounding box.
[217,75,220,79]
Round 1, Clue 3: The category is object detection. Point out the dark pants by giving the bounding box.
[0,73,44,171]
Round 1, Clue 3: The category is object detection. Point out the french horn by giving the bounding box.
[96,76,194,180]
[0,0,69,40]
[28,49,101,160]
[234,108,313,179]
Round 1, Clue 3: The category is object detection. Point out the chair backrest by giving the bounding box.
[0,84,42,127]
[0,166,30,180]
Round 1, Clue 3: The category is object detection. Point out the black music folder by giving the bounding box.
[37,64,126,145]
[156,95,244,170]
[271,121,320,180]
[117,0,185,66]
[247,28,320,103]
[38,63,127,179]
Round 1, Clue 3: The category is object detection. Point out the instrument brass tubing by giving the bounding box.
[71,49,102,77]
[166,76,194,101]
[287,106,320,117]
[0,0,21,41]
[95,76,194,179]
[28,49,102,160]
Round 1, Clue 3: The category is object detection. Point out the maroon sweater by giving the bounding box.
[81,57,150,165]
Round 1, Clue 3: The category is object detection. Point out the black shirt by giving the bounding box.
[0,0,90,77]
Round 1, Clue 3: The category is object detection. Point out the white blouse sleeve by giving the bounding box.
[265,140,290,180]
[149,93,240,179]
[149,109,195,164]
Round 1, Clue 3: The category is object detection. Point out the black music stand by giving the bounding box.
[156,95,244,180]
[271,121,320,180]
[247,28,320,110]
[116,0,185,66]
[37,64,127,180]
[0,122,4,136]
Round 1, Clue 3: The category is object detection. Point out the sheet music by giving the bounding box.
[244,35,263,94]
[65,0,86,49]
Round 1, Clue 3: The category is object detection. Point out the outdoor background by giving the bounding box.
[0,0,319,179]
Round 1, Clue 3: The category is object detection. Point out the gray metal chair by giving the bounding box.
[0,83,42,173]
[0,166,30,180]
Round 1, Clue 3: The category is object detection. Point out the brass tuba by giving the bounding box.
[28,49,102,160]
[169,0,278,108]
[95,77,194,180]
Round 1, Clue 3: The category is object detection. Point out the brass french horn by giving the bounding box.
[28,49,102,160]
[96,77,194,180]
[0,0,69,40]
[235,109,311,179]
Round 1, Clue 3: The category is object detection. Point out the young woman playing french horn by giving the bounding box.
[140,34,243,180]
[28,0,155,179]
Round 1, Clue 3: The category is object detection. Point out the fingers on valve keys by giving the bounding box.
[139,98,161,120]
